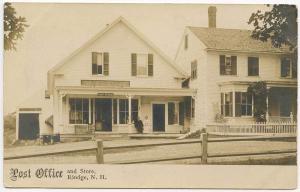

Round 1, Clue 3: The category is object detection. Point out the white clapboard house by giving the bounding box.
[175,6,297,131]
[16,16,196,140]
[16,7,297,140]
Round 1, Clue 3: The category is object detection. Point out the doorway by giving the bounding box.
[95,99,112,131]
[152,104,165,132]
[19,113,39,140]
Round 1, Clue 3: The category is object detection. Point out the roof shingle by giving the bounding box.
[188,27,290,53]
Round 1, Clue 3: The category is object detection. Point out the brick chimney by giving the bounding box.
[208,6,217,28]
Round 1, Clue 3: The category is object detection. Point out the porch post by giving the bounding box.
[88,98,91,124]
[232,91,235,117]
[290,112,294,122]
[59,93,63,127]
[266,88,270,122]
[128,95,132,124]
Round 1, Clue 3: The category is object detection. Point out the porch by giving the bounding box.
[54,86,196,135]
[218,80,297,123]
[267,86,297,122]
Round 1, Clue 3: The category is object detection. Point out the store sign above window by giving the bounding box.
[97,93,114,96]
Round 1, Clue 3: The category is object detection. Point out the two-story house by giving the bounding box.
[16,17,197,140]
[175,6,297,131]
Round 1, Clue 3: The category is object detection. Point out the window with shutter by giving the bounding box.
[148,54,153,76]
[231,56,237,75]
[92,52,105,75]
[184,35,188,50]
[191,60,197,80]
[220,55,237,75]
[131,53,137,76]
[132,53,153,77]
[220,55,225,75]
[103,52,109,76]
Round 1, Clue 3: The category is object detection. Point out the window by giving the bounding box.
[132,53,153,76]
[221,92,233,117]
[168,102,179,125]
[281,57,292,78]
[191,60,197,80]
[119,99,129,124]
[235,92,252,116]
[131,99,139,123]
[69,98,89,124]
[184,35,188,50]
[92,52,109,75]
[248,57,259,76]
[220,55,237,75]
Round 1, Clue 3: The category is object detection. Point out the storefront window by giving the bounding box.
[69,98,89,124]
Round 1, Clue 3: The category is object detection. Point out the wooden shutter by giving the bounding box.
[103,52,109,76]
[131,53,137,76]
[148,54,153,76]
[92,52,97,74]
[231,56,237,75]
[220,55,225,75]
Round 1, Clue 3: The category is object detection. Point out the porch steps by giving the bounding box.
[129,134,183,139]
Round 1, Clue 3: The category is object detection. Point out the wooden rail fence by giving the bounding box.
[4,134,296,164]
[95,134,296,164]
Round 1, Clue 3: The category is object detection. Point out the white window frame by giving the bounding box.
[281,57,292,78]
[136,53,148,77]
[92,52,104,76]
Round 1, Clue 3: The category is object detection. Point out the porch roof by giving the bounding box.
[218,80,297,88]
[56,86,197,96]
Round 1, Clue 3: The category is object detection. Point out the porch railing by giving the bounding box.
[268,116,295,123]
[206,121,297,136]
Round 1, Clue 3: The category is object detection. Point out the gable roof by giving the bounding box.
[47,17,187,93]
[188,27,290,54]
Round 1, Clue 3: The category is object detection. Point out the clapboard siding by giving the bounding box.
[175,27,297,130]
[54,22,182,89]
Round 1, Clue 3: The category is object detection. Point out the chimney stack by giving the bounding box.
[208,6,217,28]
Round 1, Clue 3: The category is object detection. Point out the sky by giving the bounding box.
[4,3,268,114]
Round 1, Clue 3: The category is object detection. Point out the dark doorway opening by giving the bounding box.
[95,99,112,131]
[152,104,165,132]
[19,113,39,140]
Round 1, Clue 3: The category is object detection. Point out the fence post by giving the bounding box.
[96,140,104,164]
[201,133,208,164]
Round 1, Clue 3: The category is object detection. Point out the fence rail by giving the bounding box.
[4,134,296,164]
[206,122,297,136]
[95,134,296,164]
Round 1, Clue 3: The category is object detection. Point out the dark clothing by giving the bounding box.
[134,120,144,133]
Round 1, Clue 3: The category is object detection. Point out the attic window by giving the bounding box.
[92,52,109,75]
[191,60,197,80]
[184,35,188,50]
[131,53,153,77]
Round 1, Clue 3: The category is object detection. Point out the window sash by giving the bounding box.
[92,52,104,75]
[281,57,292,77]
[221,92,233,117]
[235,92,252,116]
[248,57,259,76]
[119,99,129,124]
[220,55,237,75]
[191,60,197,80]
[137,54,148,76]
[69,98,89,124]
